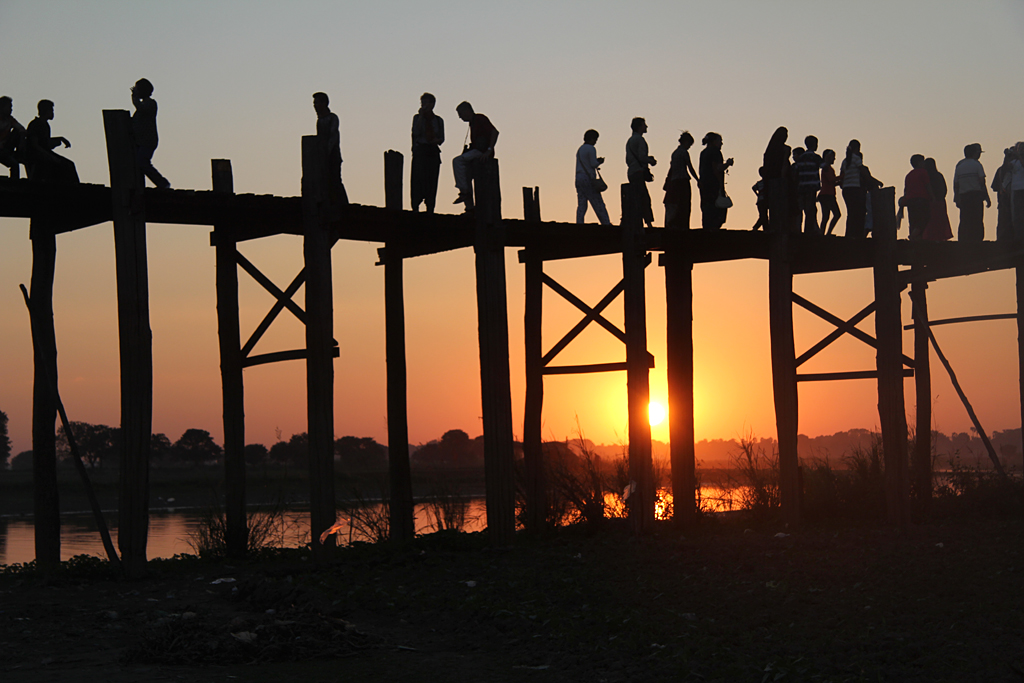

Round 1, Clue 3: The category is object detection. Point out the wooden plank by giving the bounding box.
[103,109,153,577]
[213,159,247,558]
[797,369,914,382]
[473,159,516,546]
[902,313,1016,330]
[911,278,932,519]
[242,347,338,368]
[769,232,800,527]
[872,187,910,526]
[662,251,696,527]
[301,135,337,554]
[29,220,60,570]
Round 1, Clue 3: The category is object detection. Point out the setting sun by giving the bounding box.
[648,401,666,427]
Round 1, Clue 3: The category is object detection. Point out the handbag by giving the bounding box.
[715,172,732,208]
[578,149,607,193]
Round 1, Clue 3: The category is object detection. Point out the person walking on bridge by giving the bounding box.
[625,117,657,228]
[132,78,170,189]
[576,129,611,225]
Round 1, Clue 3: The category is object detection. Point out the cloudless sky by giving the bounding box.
[1,1,1023,455]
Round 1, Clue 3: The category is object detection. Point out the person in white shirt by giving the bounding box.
[576,129,610,225]
[953,143,990,242]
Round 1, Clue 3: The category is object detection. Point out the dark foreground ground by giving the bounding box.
[1,517,1022,683]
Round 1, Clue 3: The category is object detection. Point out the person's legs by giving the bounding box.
[591,192,611,225]
[425,153,440,213]
[453,149,483,202]
[843,188,865,238]
[576,182,590,224]
[136,145,170,188]
[1012,190,1024,242]
[411,151,425,211]
[959,192,985,242]
[800,190,819,233]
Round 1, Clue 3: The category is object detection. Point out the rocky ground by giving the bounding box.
[2,517,1023,682]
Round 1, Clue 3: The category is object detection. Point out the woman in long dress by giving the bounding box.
[663,131,698,229]
[698,132,733,230]
[922,157,953,241]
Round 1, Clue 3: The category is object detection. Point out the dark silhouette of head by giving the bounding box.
[703,132,722,148]
[313,92,330,117]
[910,154,925,168]
[823,149,836,164]
[679,130,694,148]
[456,101,474,122]
[804,135,818,152]
[793,147,805,161]
[964,143,982,160]
[631,117,647,133]
[37,99,54,119]
[133,78,154,98]
[758,166,767,179]
[583,129,599,145]
[845,139,861,163]
[769,127,788,146]
[420,92,436,113]
[0,96,12,117]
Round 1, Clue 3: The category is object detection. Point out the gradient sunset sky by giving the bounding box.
[1,0,1023,456]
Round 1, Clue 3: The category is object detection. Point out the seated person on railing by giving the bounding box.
[25,99,78,183]
[0,96,26,178]
[452,101,498,212]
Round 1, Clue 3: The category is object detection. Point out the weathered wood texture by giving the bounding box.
[769,232,800,527]
[301,136,337,554]
[213,159,247,558]
[623,217,654,533]
[383,152,415,543]
[29,221,60,569]
[911,279,932,519]
[473,160,516,546]
[662,250,696,527]
[103,110,153,577]
[522,187,545,531]
[872,187,910,526]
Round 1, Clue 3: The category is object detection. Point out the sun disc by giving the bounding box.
[648,401,666,426]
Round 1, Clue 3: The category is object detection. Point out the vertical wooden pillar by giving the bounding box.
[383,151,414,543]
[522,187,545,531]
[1018,266,1024,459]
[473,159,516,546]
[29,220,60,569]
[623,216,654,533]
[910,277,931,519]
[662,241,696,527]
[213,159,247,558]
[872,187,910,526]
[103,109,152,577]
[301,135,337,553]
[769,232,800,527]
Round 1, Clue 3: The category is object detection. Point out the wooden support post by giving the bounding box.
[29,220,60,569]
[620,183,639,228]
[522,187,545,531]
[301,135,337,554]
[1018,266,1024,461]
[662,246,696,527]
[769,232,800,527]
[383,151,414,543]
[872,187,910,526]
[473,159,516,546]
[623,212,654,533]
[910,277,931,519]
[213,159,247,558]
[103,110,153,577]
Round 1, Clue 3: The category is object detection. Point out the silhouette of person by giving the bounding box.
[576,129,611,225]
[25,99,78,183]
[795,136,823,234]
[818,149,841,235]
[751,167,768,231]
[762,127,791,232]
[411,92,444,213]
[452,101,498,212]
[0,96,25,178]
[625,117,657,228]
[131,79,170,189]
[1002,142,1024,243]
[838,140,880,238]
[899,154,931,240]
[698,132,733,230]
[313,91,348,205]
[922,158,952,241]
[663,130,698,230]
[952,143,990,243]
[993,147,1015,242]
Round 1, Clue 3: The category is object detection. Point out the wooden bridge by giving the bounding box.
[4,109,1022,576]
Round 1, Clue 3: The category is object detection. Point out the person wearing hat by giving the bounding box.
[953,143,990,242]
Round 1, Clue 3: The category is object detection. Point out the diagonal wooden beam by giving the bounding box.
[796,301,875,367]
[793,293,914,368]
[541,274,626,365]
[236,252,308,323]
[240,267,307,358]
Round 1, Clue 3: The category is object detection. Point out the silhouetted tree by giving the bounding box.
[10,450,32,471]
[245,443,269,466]
[335,436,387,471]
[151,432,172,466]
[56,421,119,468]
[0,410,10,470]
[173,429,223,465]
[270,432,308,466]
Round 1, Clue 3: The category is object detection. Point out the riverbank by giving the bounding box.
[2,516,1022,682]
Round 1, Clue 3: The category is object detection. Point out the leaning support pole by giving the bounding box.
[212,159,247,558]
[383,151,415,543]
[622,198,654,533]
[473,159,516,546]
[29,219,60,570]
[661,240,696,527]
[872,187,910,526]
[104,110,153,577]
[301,135,337,554]
[910,278,932,519]
[769,231,800,527]
[522,187,546,532]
